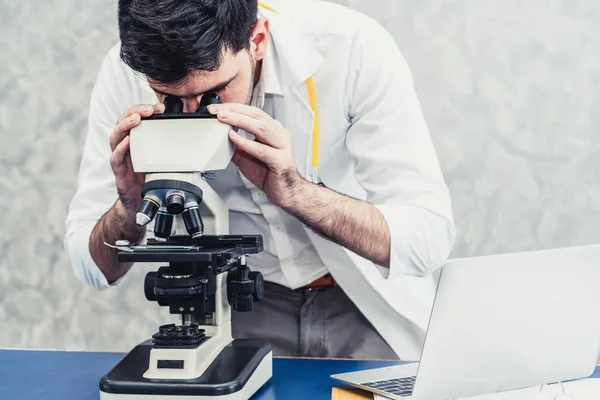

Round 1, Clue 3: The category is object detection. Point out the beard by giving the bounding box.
[244,51,257,106]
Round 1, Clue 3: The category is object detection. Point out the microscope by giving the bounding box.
[99,94,273,399]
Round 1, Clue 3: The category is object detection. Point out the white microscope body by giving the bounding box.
[99,94,272,400]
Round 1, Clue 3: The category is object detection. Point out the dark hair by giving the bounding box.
[118,0,258,85]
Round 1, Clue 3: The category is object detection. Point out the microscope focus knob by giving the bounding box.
[233,294,253,313]
[249,271,265,301]
[229,279,254,312]
[144,272,158,301]
[227,269,265,312]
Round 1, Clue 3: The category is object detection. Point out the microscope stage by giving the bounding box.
[117,235,263,271]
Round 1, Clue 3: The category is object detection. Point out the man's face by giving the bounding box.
[148,49,256,112]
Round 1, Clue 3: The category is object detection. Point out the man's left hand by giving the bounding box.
[209,103,305,209]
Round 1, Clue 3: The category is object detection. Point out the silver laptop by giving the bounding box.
[331,245,600,399]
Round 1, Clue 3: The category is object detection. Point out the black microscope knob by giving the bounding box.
[144,271,158,301]
[163,96,184,113]
[249,271,265,301]
[233,294,253,312]
[227,267,256,312]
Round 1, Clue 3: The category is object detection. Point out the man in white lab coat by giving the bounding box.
[65,0,456,360]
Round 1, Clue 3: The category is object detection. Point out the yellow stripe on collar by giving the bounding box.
[258,2,320,182]
[258,2,278,14]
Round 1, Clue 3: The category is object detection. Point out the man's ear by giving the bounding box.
[250,17,270,62]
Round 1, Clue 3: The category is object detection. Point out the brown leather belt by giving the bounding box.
[303,273,338,289]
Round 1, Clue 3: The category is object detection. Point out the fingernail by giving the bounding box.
[138,105,152,113]
[128,115,137,123]
[208,104,221,114]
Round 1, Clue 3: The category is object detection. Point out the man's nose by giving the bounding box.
[183,97,201,113]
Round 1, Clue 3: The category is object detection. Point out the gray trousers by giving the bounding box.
[231,282,399,359]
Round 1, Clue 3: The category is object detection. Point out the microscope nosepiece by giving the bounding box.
[135,194,161,227]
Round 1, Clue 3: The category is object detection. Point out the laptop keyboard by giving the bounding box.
[361,376,416,397]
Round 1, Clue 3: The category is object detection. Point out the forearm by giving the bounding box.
[284,180,391,267]
[89,200,146,284]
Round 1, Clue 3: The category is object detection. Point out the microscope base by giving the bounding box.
[100,339,272,400]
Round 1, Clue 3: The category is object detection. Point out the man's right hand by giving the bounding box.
[109,103,165,215]
[89,102,165,284]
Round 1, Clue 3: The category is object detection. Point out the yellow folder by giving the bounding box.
[331,386,372,400]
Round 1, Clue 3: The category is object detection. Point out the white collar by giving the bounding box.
[262,32,283,96]
[251,30,283,110]
[258,5,324,89]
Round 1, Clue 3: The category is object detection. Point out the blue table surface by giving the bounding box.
[0,349,401,399]
[0,349,598,400]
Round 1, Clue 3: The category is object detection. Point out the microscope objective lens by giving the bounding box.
[183,205,204,238]
[166,191,186,214]
[154,209,174,239]
[136,195,161,227]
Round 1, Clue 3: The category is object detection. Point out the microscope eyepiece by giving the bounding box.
[163,96,184,113]
[196,93,222,113]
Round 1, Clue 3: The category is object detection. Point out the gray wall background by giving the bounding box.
[1,0,599,352]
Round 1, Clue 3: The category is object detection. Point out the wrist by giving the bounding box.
[112,200,146,243]
[282,177,320,214]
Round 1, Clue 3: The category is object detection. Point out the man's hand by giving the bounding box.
[209,103,391,267]
[209,103,304,209]
[109,103,165,214]
[88,102,165,284]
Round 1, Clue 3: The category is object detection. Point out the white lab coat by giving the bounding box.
[254,1,456,360]
[65,0,456,360]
